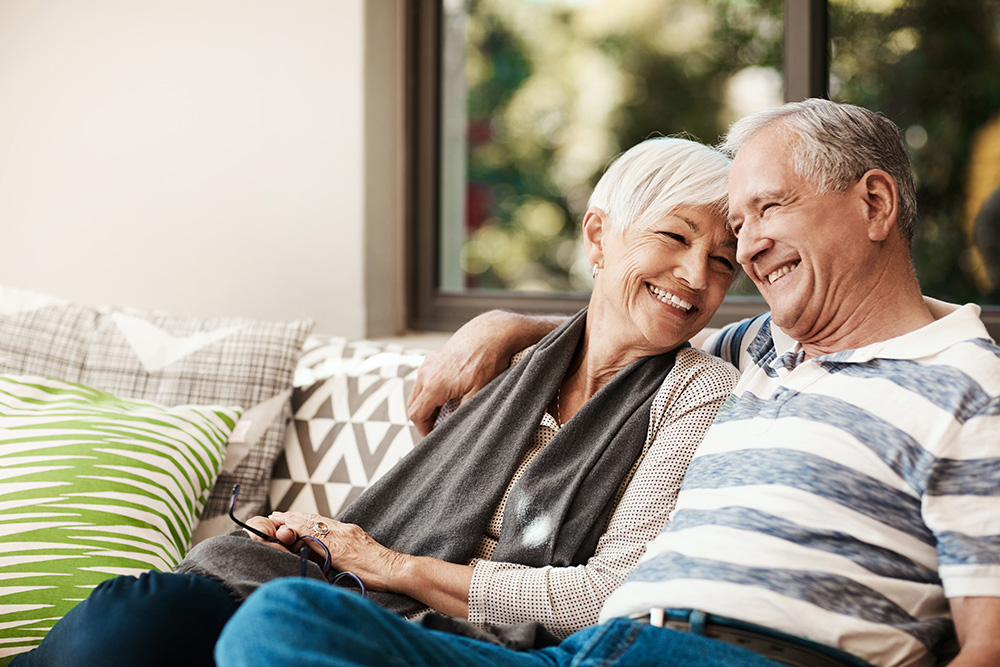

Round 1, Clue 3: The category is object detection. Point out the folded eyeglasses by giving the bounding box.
[228,484,365,596]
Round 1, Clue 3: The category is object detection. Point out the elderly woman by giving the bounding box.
[14,137,740,667]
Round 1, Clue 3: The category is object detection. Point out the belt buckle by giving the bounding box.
[648,607,666,628]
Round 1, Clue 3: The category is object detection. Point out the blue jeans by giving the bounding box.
[11,571,238,667]
[216,579,783,667]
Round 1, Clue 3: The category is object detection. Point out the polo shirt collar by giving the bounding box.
[771,298,986,365]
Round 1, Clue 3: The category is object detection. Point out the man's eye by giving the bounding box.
[662,232,686,244]
[713,256,736,272]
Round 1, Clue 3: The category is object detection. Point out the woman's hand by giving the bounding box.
[270,511,476,617]
[268,512,411,593]
[242,515,298,550]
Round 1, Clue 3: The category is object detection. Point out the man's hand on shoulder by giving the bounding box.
[406,310,565,436]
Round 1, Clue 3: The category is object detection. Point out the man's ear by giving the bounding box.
[582,206,607,267]
[858,169,899,242]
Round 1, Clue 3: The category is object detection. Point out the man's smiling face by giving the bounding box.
[726,124,871,343]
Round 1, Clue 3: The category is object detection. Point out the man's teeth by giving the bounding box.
[648,285,692,311]
[767,262,799,284]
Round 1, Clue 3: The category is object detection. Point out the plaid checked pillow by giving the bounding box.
[269,336,427,517]
[0,284,312,529]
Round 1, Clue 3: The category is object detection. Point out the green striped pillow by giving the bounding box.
[0,375,240,665]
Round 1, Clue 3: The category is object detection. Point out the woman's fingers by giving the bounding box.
[407,368,443,437]
[274,524,298,545]
[243,515,275,540]
[272,512,348,564]
[243,516,294,550]
[269,511,334,538]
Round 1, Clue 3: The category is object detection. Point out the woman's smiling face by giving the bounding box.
[590,203,738,352]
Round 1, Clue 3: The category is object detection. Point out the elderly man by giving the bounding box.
[216,100,1000,667]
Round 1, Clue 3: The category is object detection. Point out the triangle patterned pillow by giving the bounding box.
[269,336,428,518]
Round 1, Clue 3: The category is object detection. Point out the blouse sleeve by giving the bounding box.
[466,349,739,637]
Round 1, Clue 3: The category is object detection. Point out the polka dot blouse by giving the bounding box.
[436,347,738,638]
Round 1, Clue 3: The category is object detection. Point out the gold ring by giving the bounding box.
[312,521,330,537]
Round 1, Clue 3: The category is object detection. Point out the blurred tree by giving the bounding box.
[460,0,1000,306]
[831,0,1000,304]
[460,0,782,293]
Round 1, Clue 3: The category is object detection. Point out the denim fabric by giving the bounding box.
[11,571,238,667]
[216,579,782,667]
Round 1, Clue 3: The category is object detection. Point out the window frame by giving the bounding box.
[405,0,1000,339]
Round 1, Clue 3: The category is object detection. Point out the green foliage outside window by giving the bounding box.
[452,0,1000,306]
[830,0,1000,305]
[455,0,782,294]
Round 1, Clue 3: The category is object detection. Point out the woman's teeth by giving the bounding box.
[648,285,692,311]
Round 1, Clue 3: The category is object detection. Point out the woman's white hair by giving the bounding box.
[588,137,731,234]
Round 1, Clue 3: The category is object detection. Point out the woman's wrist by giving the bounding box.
[383,551,419,596]
[383,555,474,619]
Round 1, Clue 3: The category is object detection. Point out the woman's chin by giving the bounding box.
[639,325,695,352]
[645,310,704,347]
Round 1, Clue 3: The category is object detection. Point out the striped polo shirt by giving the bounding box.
[599,299,1000,667]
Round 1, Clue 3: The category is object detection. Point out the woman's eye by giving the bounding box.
[761,203,778,214]
[662,232,686,243]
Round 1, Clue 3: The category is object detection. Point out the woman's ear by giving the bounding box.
[582,207,607,268]
[858,169,899,242]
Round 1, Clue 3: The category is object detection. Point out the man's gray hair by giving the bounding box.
[720,98,918,244]
[589,137,731,234]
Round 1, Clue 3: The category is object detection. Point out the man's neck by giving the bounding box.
[797,269,935,359]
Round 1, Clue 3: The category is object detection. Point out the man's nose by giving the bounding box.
[735,218,772,268]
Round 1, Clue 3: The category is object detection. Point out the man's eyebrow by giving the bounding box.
[727,190,784,224]
[748,191,783,207]
[720,237,738,250]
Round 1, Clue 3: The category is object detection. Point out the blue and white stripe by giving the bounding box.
[600,301,1000,667]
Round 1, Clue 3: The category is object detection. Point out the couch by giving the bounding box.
[0,284,431,664]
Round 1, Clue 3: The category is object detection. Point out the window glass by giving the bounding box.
[830,0,1000,306]
[439,0,783,295]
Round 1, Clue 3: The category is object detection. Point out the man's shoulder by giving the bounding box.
[704,312,775,369]
[922,299,996,346]
[900,300,1000,383]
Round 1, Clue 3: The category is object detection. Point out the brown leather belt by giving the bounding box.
[629,608,872,667]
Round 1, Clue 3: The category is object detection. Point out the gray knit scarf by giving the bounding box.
[339,308,679,616]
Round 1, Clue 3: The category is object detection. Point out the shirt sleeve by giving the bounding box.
[923,393,1000,598]
[466,351,739,637]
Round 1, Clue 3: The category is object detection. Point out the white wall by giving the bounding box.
[0,0,405,338]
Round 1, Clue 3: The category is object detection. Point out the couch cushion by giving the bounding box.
[0,374,240,664]
[269,336,427,517]
[0,285,312,526]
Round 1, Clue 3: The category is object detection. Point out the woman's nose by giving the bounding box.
[674,251,708,290]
